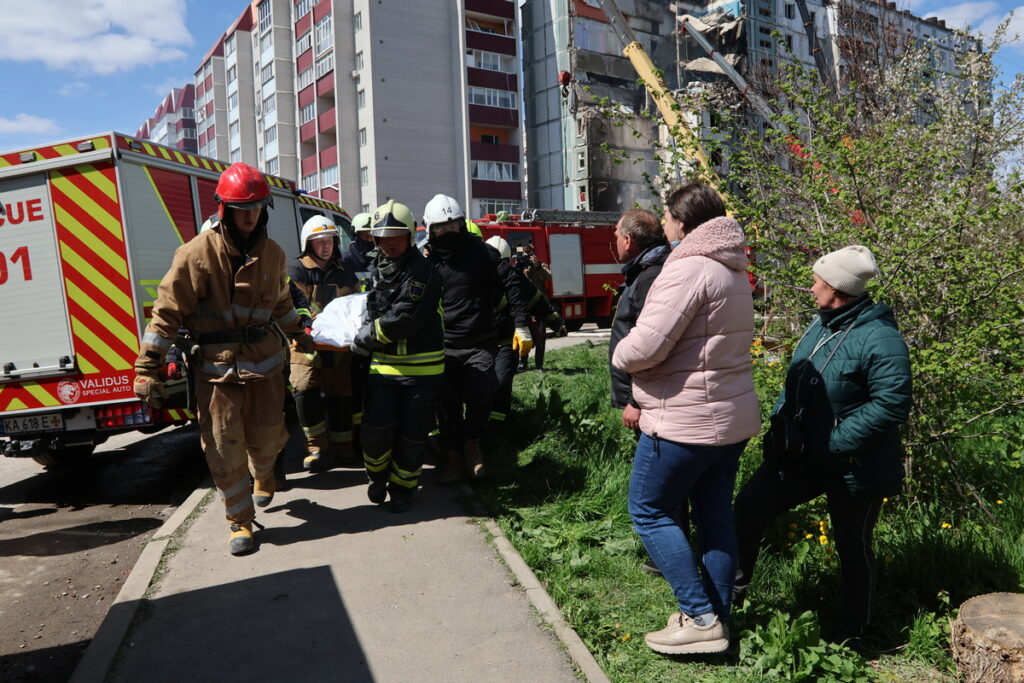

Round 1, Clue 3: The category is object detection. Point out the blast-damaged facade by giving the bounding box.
[524,0,976,211]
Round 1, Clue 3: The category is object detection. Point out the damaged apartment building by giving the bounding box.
[523,0,974,212]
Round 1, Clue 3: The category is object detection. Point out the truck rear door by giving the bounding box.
[0,173,76,382]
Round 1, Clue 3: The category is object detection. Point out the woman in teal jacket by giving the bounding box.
[734,245,912,643]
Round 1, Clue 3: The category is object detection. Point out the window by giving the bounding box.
[224,35,236,56]
[471,161,520,182]
[466,49,515,74]
[315,51,334,78]
[228,92,238,110]
[230,148,241,162]
[354,11,362,31]
[263,95,276,114]
[299,103,315,124]
[481,134,500,144]
[784,34,793,51]
[355,51,364,70]
[226,65,237,83]
[302,172,319,190]
[180,107,194,119]
[296,30,311,54]
[295,0,312,20]
[785,4,795,20]
[298,67,314,89]
[181,128,197,139]
[465,18,512,36]
[266,157,279,175]
[264,125,277,145]
[260,32,272,53]
[321,165,338,187]
[360,166,369,186]
[315,14,332,54]
[361,203,369,213]
[357,90,365,109]
[467,86,517,109]
[229,121,240,139]
[261,62,274,84]
[479,199,520,215]
[258,0,272,33]
[358,127,367,146]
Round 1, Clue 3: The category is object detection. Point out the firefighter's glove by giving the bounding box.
[512,327,533,358]
[134,375,167,409]
[165,362,181,379]
[291,332,316,354]
[352,324,376,357]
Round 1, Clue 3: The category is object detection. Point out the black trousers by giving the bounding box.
[439,346,496,450]
[361,374,441,494]
[491,344,518,423]
[527,318,546,368]
[734,463,883,635]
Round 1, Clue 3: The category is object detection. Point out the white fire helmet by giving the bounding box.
[485,235,511,260]
[350,212,373,233]
[200,217,216,233]
[300,215,339,252]
[423,194,465,229]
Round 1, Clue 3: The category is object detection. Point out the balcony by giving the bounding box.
[469,105,518,129]
[319,145,338,168]
[298,85,315,107]
[465,0,514,20]
[318,107,336,133]
[470,141,519,163]
[301,154,318,177]
[472,180,521,200]
[300,120,317,143]
[297,50,313,74]
[316,72,334,97]
[466,31,515,56]
[467,67,517,92]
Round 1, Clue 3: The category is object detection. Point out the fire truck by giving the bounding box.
[0,132,350,468]
[475,209,623,331]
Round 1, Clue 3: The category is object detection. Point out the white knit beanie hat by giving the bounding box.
[812,245,879,296]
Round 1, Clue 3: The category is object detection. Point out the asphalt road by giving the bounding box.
[0,425,208,683]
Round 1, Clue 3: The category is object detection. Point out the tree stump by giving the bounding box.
[952,592,1024,683]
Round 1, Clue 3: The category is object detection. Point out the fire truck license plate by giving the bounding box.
[3,413,64,434]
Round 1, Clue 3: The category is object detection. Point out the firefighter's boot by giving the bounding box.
[302,434,333,472]
[229,522,254,556]
[329,439,359,468]
[367,478,388,505]
[437,449,463,484]
[253,476,276,508]
[274,452,290,492]
[464,438,485,479]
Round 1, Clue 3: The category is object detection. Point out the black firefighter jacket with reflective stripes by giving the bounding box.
[288,254,358,316]
[428,232,529,349]
[495,266,558,347]
[366,248,444,377]
[137,222,303,383]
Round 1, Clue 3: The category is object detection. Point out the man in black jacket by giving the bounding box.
[423,194,530,482]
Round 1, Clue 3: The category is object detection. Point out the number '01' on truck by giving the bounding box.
[0,133,350,468]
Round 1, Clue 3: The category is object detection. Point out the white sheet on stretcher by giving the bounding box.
[311,292,368,348]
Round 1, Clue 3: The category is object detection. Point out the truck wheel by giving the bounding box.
[564,319,584,333]
[32,444,96,469]
[595,315,612,329]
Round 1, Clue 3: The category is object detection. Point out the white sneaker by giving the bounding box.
[644,612,729,655]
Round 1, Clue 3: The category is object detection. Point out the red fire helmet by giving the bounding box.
[215,162,273,218]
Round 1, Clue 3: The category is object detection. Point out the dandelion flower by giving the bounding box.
[805,533,813,539]
[621,633,631,642]
[882,498,888,503]
[997,500,1004,505]
[941,522,952,529]
[819,535,828,545]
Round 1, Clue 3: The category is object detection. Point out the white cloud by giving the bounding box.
[57,81,92,98]
[0,0,192,75]
[925,2,1000,30]
[0,114,60,135]
[149,76,190,97]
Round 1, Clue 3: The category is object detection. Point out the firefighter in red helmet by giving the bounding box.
[133,162,314,556]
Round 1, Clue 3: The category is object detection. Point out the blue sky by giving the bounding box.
[0,0,1023,152]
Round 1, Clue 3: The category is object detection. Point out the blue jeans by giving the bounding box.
[628,434,747,621]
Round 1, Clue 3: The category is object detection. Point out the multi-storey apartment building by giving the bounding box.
[523,0,978,212]
[134,85,197,154]
[294,0,524,217]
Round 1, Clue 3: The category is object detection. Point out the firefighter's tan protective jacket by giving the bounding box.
[135,223,303,383]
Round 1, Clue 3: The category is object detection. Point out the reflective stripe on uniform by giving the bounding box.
[225,496,254,517]
[196,306,234,323]
[545,311,559,322]
[374,318,392,343]
[302,420,327,437]
[364,449,391,473]
[369,362,444,376]
[328,429,352,443]
[234,304,272,321]
[388,463,421,488]
[142,332,174,352]
[372,350,445,365]
[490,411,507,422]
[275,308,299,327]
[218,477,251,500]
[528,290,542,307]
[352,411,363,426]
[369,349,445,377]
[201,352,284,378]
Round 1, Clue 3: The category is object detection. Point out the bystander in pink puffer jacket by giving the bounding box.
[611,215,760,446]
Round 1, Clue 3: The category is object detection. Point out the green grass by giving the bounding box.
[477,343,1023,682]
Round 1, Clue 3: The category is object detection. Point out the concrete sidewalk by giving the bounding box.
[75,452,600,683]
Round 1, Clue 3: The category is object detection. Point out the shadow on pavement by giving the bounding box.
[0,518,163,557]
[109,566,373,682]
[1,639,88,683]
